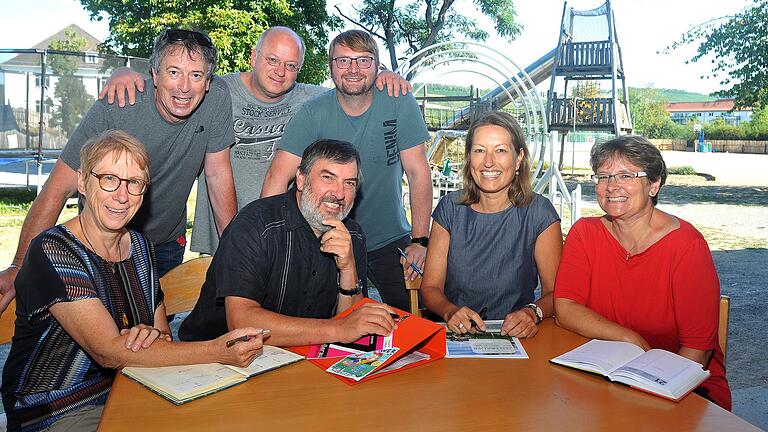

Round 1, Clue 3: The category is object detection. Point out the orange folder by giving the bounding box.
[289,298,446,384]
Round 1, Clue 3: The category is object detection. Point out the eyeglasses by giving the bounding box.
[591,171,647,185]
[162,29,213,48]
[332,56,376,69]
[257,51,300,73]
[90,172,149,196]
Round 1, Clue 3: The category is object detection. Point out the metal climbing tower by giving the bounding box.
[546,0,632,137]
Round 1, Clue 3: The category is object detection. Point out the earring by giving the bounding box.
[515,170,519,176]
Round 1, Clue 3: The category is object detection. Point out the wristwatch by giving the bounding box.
[525,303,543,324]
[411,237,429,247]
[338,279,364,296]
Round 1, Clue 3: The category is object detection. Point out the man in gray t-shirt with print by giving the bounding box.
[105,27,411,255]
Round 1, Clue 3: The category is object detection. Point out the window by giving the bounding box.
[35,100,52,114]
[34,75,50,88]
[84,52,98,64]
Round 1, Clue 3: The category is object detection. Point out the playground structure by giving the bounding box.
[398,0,630,223]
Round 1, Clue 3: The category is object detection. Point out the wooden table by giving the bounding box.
[98,320,759,431]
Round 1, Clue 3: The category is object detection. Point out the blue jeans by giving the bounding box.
[154,236,185,277]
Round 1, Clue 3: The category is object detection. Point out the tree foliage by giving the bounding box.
[48,30,94,135]
[667,0,768,109]
[78,0,340,83]
[627,88,687,139]
[335,0,522,71]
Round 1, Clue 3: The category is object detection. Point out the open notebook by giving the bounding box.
[122,345,304,405]
[551,339,710,402]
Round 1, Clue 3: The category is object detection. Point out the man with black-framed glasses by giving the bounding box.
[0,28,238,315]
[262,30,432,312]
[97,26,411,257]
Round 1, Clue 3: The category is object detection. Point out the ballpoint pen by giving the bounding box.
[397,247,424,276]
[226,329,271,348]
[470,306,488,331]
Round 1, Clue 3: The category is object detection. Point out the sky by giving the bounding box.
[0,0,754,95]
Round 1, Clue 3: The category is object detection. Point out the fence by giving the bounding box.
[649,139,768,154]
[0,48,149,154]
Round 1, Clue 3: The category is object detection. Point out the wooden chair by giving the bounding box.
[160,256,212,316]
[0,299,16,345]
[405,278,422,317]
[718,295,730,366]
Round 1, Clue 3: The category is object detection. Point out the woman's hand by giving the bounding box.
[620,329,652,351]
[121,324,172,352]
[501,309,538,338]
[214,328,267,368]
[446,306,486,334]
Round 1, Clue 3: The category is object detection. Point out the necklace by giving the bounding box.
[78,216,123,272]
[616,209,654,261]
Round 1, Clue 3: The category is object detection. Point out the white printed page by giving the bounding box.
[123,363,244,399]
[228,345,304,376]
[552,340,646,375]
[611,349,709,397]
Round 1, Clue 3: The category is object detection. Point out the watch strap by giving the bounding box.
[525,303,543,324]
[338,279,363,296]
[411,236,429,247]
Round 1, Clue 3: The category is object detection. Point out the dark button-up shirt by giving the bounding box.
[179,189,367,341]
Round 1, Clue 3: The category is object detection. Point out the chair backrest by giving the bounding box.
[0,299,16,345]
[718,295,730,366]
[160,256,212,316]
[405,278,422,317]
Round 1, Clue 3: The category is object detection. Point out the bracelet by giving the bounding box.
[7,264,19,270]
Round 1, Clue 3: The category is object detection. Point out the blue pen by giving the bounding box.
[397,248,424,276]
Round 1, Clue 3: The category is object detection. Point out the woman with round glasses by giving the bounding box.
[420,112,563,338]
[554,135,731,410]
[2,130,265,431]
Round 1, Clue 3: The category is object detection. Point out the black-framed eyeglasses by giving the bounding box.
[591,171,647,185]
[162,29,213,48]
[257,50,300,72]
[332,56,376,69]
[90,172,149,196]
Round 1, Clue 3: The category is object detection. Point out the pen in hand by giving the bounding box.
[226,329,271,348]
[397,248,424,277]
[469,307,488,332]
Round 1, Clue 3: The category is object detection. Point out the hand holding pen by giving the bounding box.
[448,306,487,334]
[397,247,424,279]
[216,328,269,368]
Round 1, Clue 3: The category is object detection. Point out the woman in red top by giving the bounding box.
[554,135,731,410]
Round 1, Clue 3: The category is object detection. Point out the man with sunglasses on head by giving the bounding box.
[262,30,432,313]
[98,26,411,257]
[0,28,237,314]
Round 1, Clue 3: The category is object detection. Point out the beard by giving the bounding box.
[299,181,352,234]
[335,73,374,96]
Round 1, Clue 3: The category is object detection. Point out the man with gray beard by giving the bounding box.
[179,139,396,345]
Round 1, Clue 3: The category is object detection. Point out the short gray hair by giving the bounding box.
[590,135,667,205]
[255,27,306,64]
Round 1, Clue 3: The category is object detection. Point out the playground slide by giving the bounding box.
[441,48,556,129]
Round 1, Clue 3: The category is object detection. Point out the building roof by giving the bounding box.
[665,99,752,113]
[0,24,103,70]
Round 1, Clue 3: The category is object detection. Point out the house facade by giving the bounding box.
[666,99,753,126]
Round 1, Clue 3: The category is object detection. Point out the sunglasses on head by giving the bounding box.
[162,29,213,48]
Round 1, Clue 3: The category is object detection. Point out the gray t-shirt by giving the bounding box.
[278,88,431,251]
[432,191,560,319]
[190,74,327,254]
[60,77,234,245]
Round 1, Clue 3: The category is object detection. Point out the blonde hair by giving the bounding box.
[80,130,151,185]
[328,30,379,64]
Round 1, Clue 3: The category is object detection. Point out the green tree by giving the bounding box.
[627,88,687,139]
[334,0,522,71]
[48,29,95,136]
[78,0,340,83]
[667,0,768,109]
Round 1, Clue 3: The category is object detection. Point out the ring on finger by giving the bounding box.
[458,323,465,329]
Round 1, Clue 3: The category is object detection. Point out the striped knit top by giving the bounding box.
[1,225,162,432]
